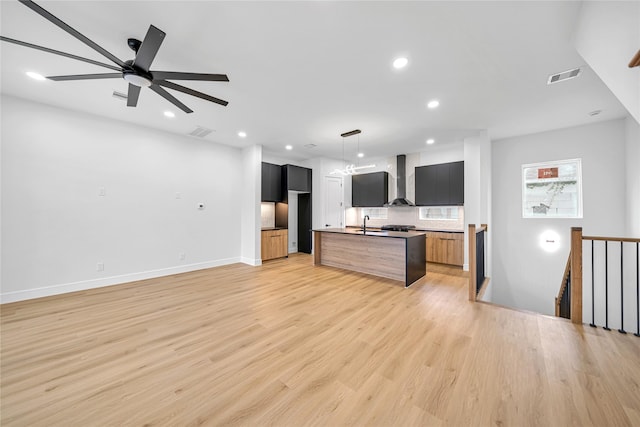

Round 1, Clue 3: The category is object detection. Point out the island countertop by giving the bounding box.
[314,228,426,239]
[313,228,426,287]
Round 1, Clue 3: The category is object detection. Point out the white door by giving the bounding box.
[324,176,343,228]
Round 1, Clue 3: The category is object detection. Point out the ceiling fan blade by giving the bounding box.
[0,36,122,72]
[127,84,141,107]
[47,73,122,81]
[133,25,165,72]
[149,84,193,113]
[155,80,229,106]
[151,72,229,82]
[18,0,126,68]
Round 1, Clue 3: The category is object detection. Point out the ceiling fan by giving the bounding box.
[0,0,229,113]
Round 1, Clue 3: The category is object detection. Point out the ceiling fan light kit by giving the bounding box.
[1,0,230,113]
[123,71,152,88]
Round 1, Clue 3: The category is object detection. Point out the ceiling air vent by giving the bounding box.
[188,126,213,138]
[304,143,317,148]
[547,67,582,85]
[112,90,127,101]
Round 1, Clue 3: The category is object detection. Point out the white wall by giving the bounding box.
[1,95,244,302]
[240,145,262,265]
[574,1,640,123]
[626,117,640,237]
[491,119,627,316]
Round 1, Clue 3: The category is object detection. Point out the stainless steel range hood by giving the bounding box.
[387,154,415,207]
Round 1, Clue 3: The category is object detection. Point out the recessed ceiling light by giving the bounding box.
[285,145,293,150]
[238,131,247,138]
[26,71,45,81]
[427,100,440,109]
[164,111,175,118]
[426,139,435,145]
[393,57,408,69]
[357,152,364,158]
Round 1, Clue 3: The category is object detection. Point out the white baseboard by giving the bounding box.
[241,257,262,266]
[0,257,241,304]
[463,263,469,271]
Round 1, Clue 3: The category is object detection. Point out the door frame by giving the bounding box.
[323,175,344,229]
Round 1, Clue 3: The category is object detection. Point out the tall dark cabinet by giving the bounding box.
[415,161,464,206]
[298,193,312,253]
[282,164,312,254]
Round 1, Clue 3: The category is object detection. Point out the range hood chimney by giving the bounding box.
[387,154,415,207]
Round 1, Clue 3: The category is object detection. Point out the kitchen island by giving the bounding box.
[313,228,426,287]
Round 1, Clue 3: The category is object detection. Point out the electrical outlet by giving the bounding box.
[96,262,104,271]
[175,192,182,199]
[292,242,297,246]
[198,203,205,210]
[179,252,185,260]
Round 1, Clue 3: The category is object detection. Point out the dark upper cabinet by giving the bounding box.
[261,162,282,202]
[415,161,464,206]
[283,164,312,192]
[448,161,465,205]
[352,171,389,207]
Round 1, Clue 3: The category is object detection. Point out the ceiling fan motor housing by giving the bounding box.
[122,59,152,87]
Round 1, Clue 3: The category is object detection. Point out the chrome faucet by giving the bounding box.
[363,215,370,234]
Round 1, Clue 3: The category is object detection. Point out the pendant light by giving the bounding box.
[330,129,376,175]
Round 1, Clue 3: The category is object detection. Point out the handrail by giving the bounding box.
[468,223,489,302]
[570,227,583,324]
[555,253,571,317]
[568,228,639,335]
[475,225,488,234]
[583,236,640,243]
[556,252,571,316]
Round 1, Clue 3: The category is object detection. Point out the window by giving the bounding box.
[418,207,459,220]
[361,208,388,220]
[522,158,583,218]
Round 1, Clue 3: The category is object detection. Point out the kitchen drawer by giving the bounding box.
[261,229,288,261]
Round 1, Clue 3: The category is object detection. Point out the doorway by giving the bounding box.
[324,176,343,228]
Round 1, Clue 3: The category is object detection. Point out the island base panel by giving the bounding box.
[318,232,405,282]
[406,235,426,286]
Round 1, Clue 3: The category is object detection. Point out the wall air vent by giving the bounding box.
[547,67,582,85]
[112,90,127,101]
[188,126,213,138]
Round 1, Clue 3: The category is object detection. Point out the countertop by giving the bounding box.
[415,228,464,233]
[314,228,426,239]
[345,226,464,234]
[261,227,288,231]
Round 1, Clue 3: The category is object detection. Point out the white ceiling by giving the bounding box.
[0,1,628,162]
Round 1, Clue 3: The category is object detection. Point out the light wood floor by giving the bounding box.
[1,254,639,426]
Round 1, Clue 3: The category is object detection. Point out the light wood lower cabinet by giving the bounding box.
[425,232,464,266]
[261,229,288,261]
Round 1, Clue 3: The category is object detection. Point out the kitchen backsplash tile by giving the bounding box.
[261,202,275,228]
[346,206,464,231]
